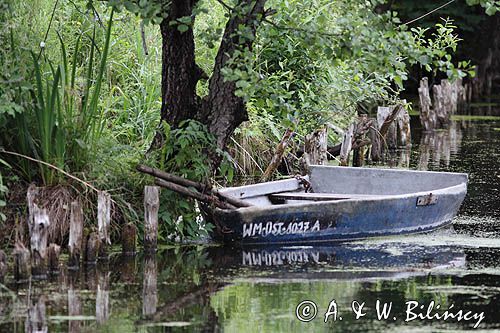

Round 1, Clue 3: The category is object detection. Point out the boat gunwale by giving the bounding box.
[213,181,468,215]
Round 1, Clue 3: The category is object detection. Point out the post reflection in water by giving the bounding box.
[418,122,463,170]
[67,272,81,333]
[26,295,47,333]
[142,253,158,318]
[96,263,110,325]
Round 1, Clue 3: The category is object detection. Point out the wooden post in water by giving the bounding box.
[0,250,6,283]
[339,124,354,166]
[13,242,30,281]
[68,200,84,269]
[368,119,382,162]
[418,77,436,131]
[144,186,160,252]
[377,106,398,151]
[47,243,60,273]
[29,205,50,278]
[396,105,412,147]
[352,116,372,167]
[97,191,111,259]
[142,254,158,317]
[303,128,328,166]
[433,83,447,128]
[121,222,137,255]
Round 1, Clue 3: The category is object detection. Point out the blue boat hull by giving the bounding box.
[206,166,468,244]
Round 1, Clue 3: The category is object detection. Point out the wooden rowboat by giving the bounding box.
[204,166,468,244]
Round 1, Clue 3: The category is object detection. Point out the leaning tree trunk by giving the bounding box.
[155,0,267,168]
[202,0,267,152]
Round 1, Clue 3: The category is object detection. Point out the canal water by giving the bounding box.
[1,109,499,332]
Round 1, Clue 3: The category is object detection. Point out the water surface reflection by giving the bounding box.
[1,116,500,332]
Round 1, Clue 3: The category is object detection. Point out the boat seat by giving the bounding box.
[269,192,384,202]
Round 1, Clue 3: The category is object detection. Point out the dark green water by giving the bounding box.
[1,115,499,332]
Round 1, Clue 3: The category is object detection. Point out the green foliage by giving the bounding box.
[156,120,221,240]
[0,1,32,122]
[466,0,500,15]
[215,0,474,140]
[410,18,476,79]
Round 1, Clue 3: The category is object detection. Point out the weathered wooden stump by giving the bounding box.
[47,243,61,273]
[121,222,137,255]
[13,242,30,282]
[144,186,160,252]
[303,128,328,166]
[27,184,39,226]
[339,123,355,166]
[377,106,398,151]
[142,254,158,317]
[352,145,365,167]
[97,191,111,259]
[68,200,84,269]
[84,231,99,264]
[418,77,436,131]
[433,83,448,127]
[352,116,373,167]
[368,121,382,162]
[29,205,50,278]
[419,77,467,130]
[396,106,412,147]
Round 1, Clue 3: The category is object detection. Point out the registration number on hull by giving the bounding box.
[242,220,321,238]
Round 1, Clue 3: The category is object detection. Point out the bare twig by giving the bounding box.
[403,0,456,26]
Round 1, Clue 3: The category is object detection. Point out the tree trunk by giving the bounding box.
[155,0,267,168]
[202,0,267,152]
[159,0,201,129]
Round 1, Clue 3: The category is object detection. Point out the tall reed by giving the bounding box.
[17,8,115,185]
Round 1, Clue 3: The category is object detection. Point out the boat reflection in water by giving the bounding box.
[207,243,466,282]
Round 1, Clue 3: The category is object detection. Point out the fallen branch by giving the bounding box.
[261,128,294,181]
[154,178,235,210]
[137,165,252,208]
[379,105,403,138]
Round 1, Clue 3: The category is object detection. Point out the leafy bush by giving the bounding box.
[154,120,236,240]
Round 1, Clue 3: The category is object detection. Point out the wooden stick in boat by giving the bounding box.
[154,178,236,210]
[137,165,253,208]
